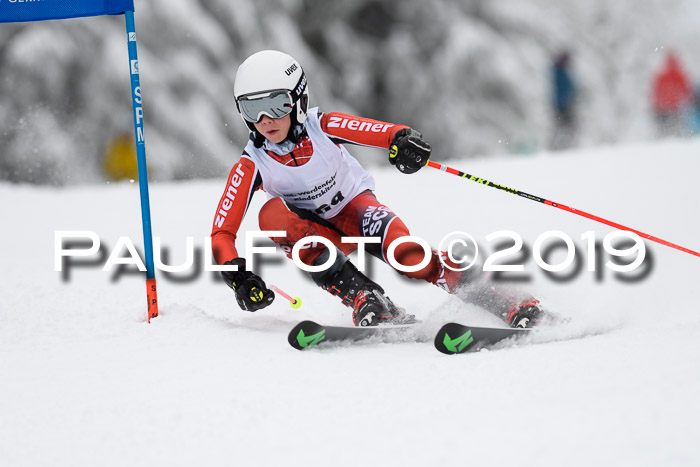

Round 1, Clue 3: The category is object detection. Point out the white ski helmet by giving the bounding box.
[233,50,309,132]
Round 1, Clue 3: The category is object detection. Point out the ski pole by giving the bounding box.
[270,285,302,309]
[426,160,700,258]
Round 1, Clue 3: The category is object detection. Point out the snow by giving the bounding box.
[1,138,700,466]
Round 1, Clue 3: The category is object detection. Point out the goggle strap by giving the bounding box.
[290,69,307,103]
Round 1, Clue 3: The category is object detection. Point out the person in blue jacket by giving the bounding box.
[551,51,577,150]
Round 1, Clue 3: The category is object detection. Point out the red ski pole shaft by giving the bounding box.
[270,285,302,309]
[426,160,700,258]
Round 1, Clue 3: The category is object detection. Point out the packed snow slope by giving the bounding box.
[1,139,699,466]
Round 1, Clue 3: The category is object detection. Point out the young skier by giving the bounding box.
[211,50,547,328]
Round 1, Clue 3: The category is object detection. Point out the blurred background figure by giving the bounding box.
[689,84,700,135]
[102,132,139,181]
[550,51,577,151]
[651,52,693,137]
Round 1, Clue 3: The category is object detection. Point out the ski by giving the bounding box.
[434,323,532,354]
[288,320,421,350]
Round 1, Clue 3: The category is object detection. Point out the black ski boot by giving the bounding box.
[505,297,546,328]
[455,269,555,328]
[311,249,414,326]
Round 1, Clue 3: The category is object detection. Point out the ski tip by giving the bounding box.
[434,322,531,355]
[288,320,325,350]
[434,323,475,355]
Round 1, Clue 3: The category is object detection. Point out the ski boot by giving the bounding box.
[454,268,556,328]
[311,250,414,326]
[505,297,546,328]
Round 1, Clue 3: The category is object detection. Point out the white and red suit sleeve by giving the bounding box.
[211,155,261,264]
[319,112,409,149]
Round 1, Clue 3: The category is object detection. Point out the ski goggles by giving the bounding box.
[237,90,294,123]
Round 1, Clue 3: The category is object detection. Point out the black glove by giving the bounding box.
[221,258,275,311]
[389,128,431,174]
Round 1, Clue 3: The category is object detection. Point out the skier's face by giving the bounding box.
[254,114,291,144]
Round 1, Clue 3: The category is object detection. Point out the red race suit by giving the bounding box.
[211,108,459,291]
